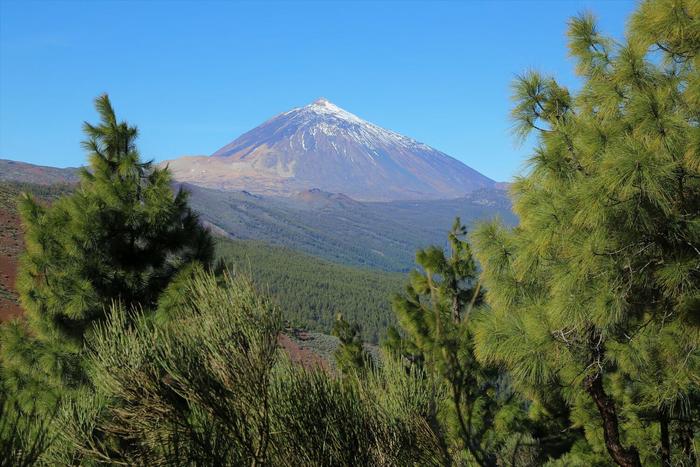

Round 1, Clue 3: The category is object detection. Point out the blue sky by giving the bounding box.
[1,0,636,182]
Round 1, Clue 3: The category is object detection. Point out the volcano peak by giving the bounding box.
[165,100,496,201]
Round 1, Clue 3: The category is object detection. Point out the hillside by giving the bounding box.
[0,159,80,185]
[0,182,74,321]
[0,159,515,272]
[165,98,496,201]
[186,183,516,271]
[215,238,405,343]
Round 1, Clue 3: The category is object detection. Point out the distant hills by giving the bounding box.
[0,159,80,185]
[0,99,513,345]
[0,98,512,273]
[0,152,514,333]
[164,98,497,201]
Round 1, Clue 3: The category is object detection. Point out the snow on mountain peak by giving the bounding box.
[294,98,425,150]
[168,98,496,201]
[303,97,365,125]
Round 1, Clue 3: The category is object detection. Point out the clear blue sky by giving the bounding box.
[1,0,636,182]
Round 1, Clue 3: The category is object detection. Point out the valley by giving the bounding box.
[215,238,405,342]
[0,179,405,342]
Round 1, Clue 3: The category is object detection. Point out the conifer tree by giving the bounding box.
[386,218,539,466]
[332,314,372,375]
[0,374,54,466]
[1,94,213,407]
[472,2,699,466]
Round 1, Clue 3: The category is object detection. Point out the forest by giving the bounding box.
[1,1,699,465]
[215,238,404,343]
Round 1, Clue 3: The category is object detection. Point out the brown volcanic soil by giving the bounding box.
[278,333,329,371]
[0,203,23,322]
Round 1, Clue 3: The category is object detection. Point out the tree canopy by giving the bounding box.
[2,94,213,409]
[472,2,700,465]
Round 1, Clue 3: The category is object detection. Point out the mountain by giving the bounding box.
[0,159,80,185]
[164,98,496,201]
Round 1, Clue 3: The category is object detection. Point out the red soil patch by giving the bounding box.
[0,207,23,322]
[0,183,74,323]
[278,333,329,371]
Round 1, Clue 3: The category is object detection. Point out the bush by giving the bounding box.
[46,270,446,465]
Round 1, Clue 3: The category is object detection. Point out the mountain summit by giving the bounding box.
[165,99,495,201]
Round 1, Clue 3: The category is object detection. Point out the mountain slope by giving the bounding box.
[0,159,80,185]
[184,183,516,272]
[216,238,404,343]
[165,98,495,201]
[0,180,405,341]
[0,182,75,321]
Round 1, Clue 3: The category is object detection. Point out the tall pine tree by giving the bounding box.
[1,94,213,408]
[386,218,547,465]
[472,2,699,466]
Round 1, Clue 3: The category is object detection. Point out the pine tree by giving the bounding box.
[386,218,541,466]
[472,2,699,466]
[1,94,213,408]
[0,372,54,466]
[331,314,372,375]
